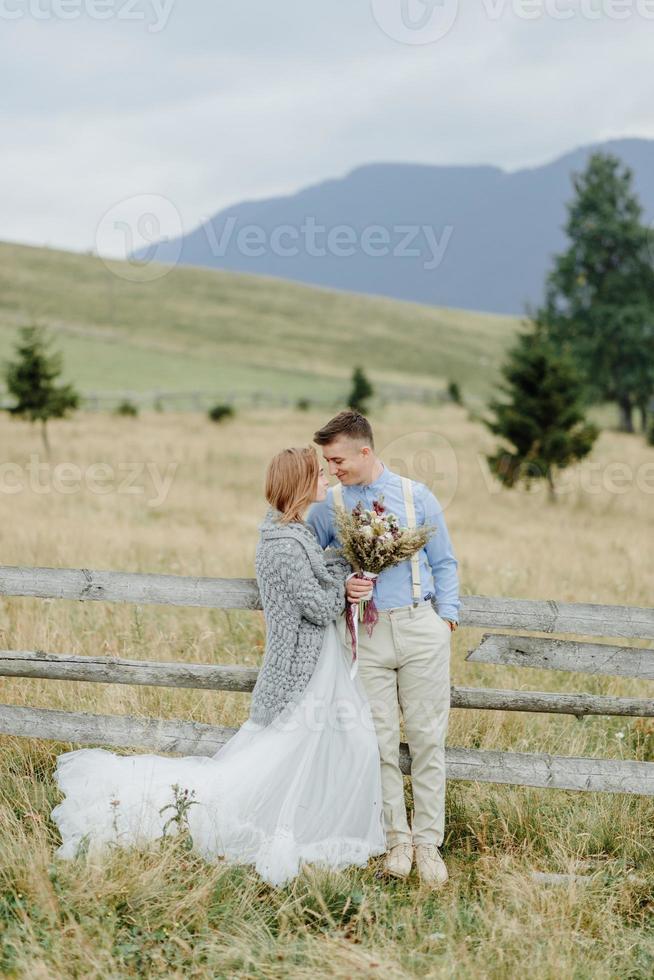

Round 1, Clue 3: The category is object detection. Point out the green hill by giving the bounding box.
[0,241,520,405]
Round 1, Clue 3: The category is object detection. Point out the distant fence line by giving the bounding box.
[0,385,451,413]
[0,564,653,796]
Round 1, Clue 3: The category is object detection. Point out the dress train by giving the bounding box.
[51,621,386,887]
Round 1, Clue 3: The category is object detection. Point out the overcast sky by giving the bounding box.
[2,0,654,257]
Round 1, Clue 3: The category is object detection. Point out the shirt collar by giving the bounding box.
[350,463,391,494]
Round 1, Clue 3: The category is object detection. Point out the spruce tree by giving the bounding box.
[348,367,374,414]
[4,325,79,455]
[484,322,599,502]
[535,152,654,433]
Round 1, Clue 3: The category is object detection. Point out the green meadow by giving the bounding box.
[0,241,519,404]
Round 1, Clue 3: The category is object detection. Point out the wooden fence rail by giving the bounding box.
[1,564,653,796]
[1,565,653,637]
[1,384,449,413]
[468,633,654,678]
[1,649,653,719]
[1,702,653,795]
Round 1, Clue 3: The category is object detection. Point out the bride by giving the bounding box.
[51,446,385,887]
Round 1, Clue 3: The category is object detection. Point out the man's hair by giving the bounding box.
[313,410,375,449]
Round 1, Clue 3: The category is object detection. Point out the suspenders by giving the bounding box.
[332,478,422,607]
[401,477,423,606]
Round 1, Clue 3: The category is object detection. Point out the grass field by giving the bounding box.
[0,241,520,405]
[0,401,653,977]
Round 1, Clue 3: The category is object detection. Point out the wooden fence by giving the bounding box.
[1,565,653,796]
[0,384,450,414]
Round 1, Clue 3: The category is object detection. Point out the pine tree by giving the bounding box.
[4,325,79,455]
[348,367,374,414]
[484,322,599,502]
[447,380,462,405]
[534,152,654,433]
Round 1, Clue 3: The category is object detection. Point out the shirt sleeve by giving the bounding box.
[418,484,461,623]
[305,496,336,549]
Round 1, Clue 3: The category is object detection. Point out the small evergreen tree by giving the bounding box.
[3,325,79,455]
[114,399,139,417]
[447,380,462,405]
[348,367,374,414]
[208,402,234,423]
[534,152,654,433]
[484,322,599,502]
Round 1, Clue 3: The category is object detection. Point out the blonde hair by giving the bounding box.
[265,446,320,524]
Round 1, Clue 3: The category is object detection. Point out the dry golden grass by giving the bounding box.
[0,402,653,978]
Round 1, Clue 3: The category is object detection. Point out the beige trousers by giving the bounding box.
[343,602,451,847]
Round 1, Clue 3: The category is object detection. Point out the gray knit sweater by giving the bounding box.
[249,507,350,727]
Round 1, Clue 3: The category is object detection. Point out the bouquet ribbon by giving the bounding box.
[345,572,379,678]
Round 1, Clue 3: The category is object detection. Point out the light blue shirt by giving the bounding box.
[306,464,460,622]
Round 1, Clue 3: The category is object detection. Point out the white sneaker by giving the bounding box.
[415,844,449,887]
[384,843,414,879]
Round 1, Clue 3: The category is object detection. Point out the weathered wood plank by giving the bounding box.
[467,634,654,678]
[0,650,260,692]
[2,651,653,717]
[451,686,654,718]
[442,746,654,795]
[459,596,654,639]
[0,567,652,638]
[2,704,654,795]
[0,704,238,755]
[0,566,262,610]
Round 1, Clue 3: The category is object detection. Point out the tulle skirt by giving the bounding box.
[51,621,386,887]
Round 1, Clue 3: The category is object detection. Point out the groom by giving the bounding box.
[306,410,460,886]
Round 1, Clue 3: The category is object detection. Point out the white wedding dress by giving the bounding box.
[51,621,386,887]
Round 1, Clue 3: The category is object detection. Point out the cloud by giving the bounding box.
[1,0,653,254]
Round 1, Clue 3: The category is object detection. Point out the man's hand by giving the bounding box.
[443,619,458,632]
[346,575,374,603]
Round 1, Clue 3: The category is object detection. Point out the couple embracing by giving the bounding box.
[52,411,460,889]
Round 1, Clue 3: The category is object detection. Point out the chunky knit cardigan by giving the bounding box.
[249,507,350,727]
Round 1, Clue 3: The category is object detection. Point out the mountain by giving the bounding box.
[136,138,654,315]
